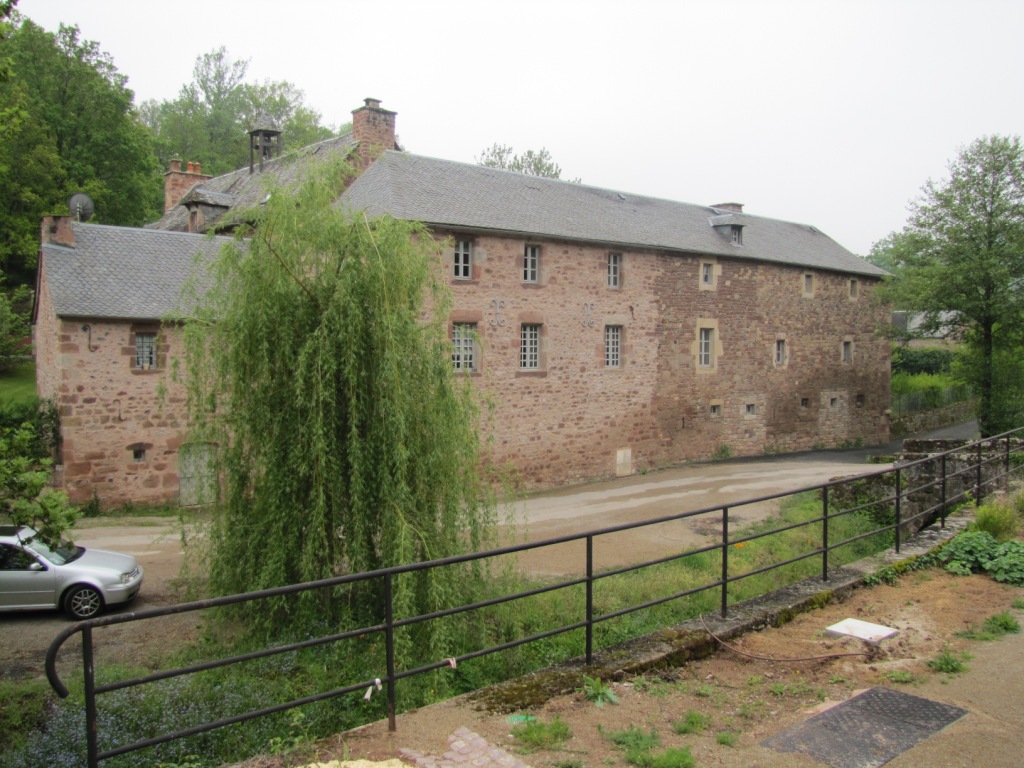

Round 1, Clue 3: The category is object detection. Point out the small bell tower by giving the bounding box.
[249,114,282,173]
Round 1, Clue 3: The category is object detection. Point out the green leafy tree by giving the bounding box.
[477,143,578,181]
[181,160,496,649]
[876,135,1024,435]
[0,17,160,280]
[1,422,78,546]
[150,47,335,175]
[0,281,30,371]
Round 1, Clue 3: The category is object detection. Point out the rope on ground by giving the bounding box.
[699,613,873,663]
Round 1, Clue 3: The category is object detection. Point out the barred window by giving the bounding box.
[523,245,540,283]
[454,240,472,280]
[135,333,157,369]
[605,325,622,368]
[520,324,540,369]
[607,252,621,288]
[452,323,477,372]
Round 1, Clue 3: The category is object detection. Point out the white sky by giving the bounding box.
[21,0,1024,256]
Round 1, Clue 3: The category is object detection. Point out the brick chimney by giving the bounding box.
[351,98,397,173]
[41,216,75,247]
[163,159,212,212]
[712,202,744,213]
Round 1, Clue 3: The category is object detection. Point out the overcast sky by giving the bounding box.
[21,0,1024,256]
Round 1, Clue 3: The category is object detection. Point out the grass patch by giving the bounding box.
[601,725,660,752]
[0,678,53,755]
[958,611,1021,640]
[672,710,711,735]
[511,716,571,752]
[716,730,740,747]
[927,646,968,674]
[0,362,36,405]
[883,670,917,684]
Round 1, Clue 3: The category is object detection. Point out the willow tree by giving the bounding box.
[181,162,495,643]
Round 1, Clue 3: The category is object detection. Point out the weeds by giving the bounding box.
[884,670,916,684]
[959,611,1021,640]
[672,710,710,735]
[511,716,571,752]
[927,646,968,674]
[581,676,619,707]
[716,730,740,747]
[971,501,1020,542]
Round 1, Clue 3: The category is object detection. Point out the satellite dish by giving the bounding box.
[68,193,95,222]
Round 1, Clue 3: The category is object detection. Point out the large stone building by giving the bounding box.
[34,99,889,506]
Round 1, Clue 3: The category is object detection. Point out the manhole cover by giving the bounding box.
[762,686,968,768]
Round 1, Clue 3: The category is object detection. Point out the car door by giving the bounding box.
[0,543,58,609]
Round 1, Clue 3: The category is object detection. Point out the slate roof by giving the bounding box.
[151,132,358,232]
[42,223,234,320]
[342,152,886,278]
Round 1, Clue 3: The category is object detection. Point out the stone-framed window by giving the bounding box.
[605,325,622,368]
[135,332,157,370]
[607,252,622,288]
[774,338,787,367]
[520,323,541,369]
[842,339,853,364]
[453,239,473,280]
[699,327,715,368]
[452,322,478,372]
[523,244,540,283]
[802,272,815,297]
[849,278,859,299]
[700,261,718,290]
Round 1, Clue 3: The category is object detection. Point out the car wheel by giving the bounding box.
[64,585,104,619]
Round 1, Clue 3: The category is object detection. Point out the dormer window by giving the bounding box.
[730,225,743,246]
[709,213,745,246]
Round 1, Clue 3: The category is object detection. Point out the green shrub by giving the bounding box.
[938,531,999,574]
[971,502,1020,542]
[672,710,711,735]
[927,646,967,674]
[985,541,1024,586]
[716,730,740,747]
[892,347,955,376]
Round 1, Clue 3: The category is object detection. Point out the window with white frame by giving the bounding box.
[698,327,715,368]
[452,323,477,372]
[523,245,540,283]
[607,252,621,288]
[774,339,786,366]
[605,325,622,368]
[842,340,853,364]
[701,262,714,287]
[520,324,541,369]
[453,240,472,280]
[135,332,157,369]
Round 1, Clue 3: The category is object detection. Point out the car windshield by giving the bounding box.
[24,537,84,565]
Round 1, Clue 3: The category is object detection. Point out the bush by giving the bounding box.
[985,541,1024,586]
[892,347,955,376]
[937,531,999,574]
[971,502,1020,542]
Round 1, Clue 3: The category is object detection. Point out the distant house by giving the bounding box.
[34,99,890,506]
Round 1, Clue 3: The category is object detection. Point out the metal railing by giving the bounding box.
[892,384,973,416]
[46,428,1024,767]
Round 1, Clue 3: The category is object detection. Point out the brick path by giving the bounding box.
[399,727,532,768]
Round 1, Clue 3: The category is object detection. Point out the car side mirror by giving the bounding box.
[29,561,47,572]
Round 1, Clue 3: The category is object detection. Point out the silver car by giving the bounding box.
[0,525,144,619]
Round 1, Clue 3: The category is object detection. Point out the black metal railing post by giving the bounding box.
[821,486,829,582]
[941,452,948,527]
[720,507,729,619]
[585,535,594,665]
[384,573,396,732]
[83,626,99,768]
[894,468,902,554]
[976,441,984,503]
[1005,435,1012,487]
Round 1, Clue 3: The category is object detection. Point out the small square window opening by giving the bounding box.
[830,397,838,407]
[800,397,810,408]
[710,404,721,416]
[133,448,146,462]
[745,403,756,415]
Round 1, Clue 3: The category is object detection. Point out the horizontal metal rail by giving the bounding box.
[46,427,1024,767]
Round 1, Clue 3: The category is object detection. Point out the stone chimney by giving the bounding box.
[163,159,212,212]
[712,202,744,213]
[41,216,75,247]
[351,98,397,173]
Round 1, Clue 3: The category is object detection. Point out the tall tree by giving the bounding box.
[0,17,160,280]
[150,47,335,176]
[876,135,1024,435]
[477,143,578,181]
[180,160,495,647]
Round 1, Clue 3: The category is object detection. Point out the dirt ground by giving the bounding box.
[292,570,1024,768]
